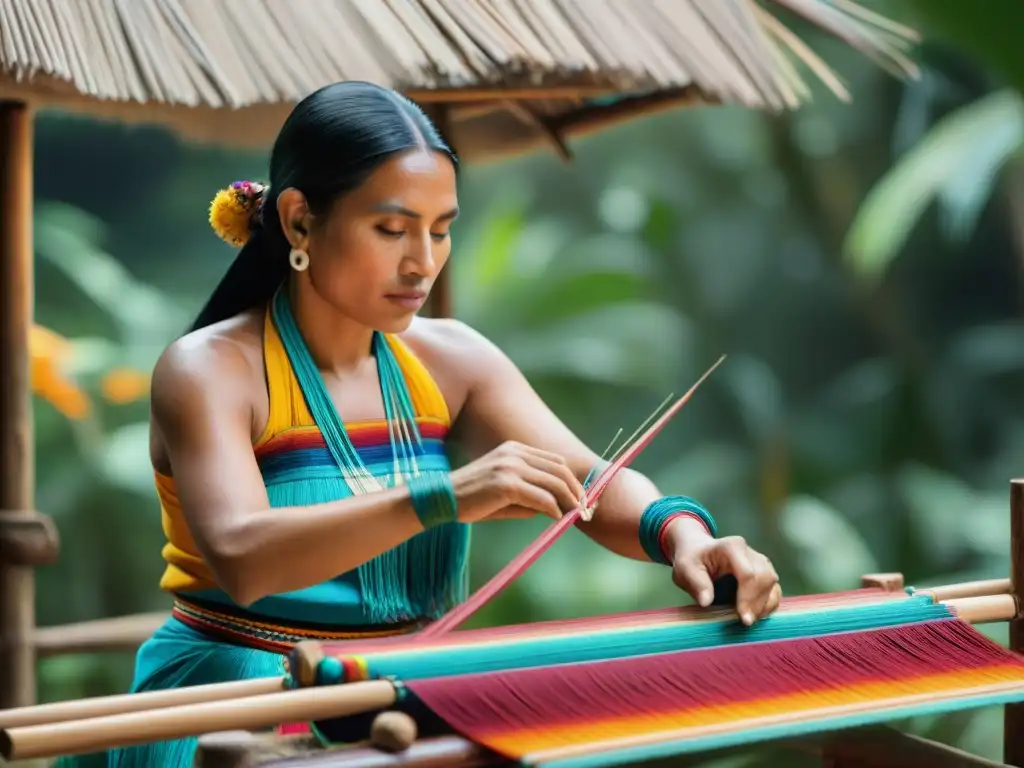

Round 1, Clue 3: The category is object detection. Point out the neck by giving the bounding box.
[286,279,375,374]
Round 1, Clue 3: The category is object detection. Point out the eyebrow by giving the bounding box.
[371,202,460,221]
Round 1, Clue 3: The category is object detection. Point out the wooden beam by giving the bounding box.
[816,725,1008,768]
[0,99,38,709]
[1006,478,1024,766]
[33,611,171,658]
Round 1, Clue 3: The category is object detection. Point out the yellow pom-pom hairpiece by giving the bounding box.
[209,180,267,246]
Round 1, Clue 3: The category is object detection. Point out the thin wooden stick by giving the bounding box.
[0,680,397,761]
[0,676,285,729]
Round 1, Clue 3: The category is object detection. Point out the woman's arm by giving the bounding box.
[445,321,780,623]
[446,322,693,559]
[151,338,426,606]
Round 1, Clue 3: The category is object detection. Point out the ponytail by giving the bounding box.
[189,229,288,332]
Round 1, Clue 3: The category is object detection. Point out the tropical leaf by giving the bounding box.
[844,89,1024,276]
[777,495,878,591]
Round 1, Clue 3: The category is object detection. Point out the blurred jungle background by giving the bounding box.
[24,1,1024,764]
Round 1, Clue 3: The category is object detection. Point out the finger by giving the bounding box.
[716,539,759,625]
[515,462,582,513]
[763,582,783,617]
[487,506,544,521]
[740,553,779,623]
[513,446,588,500]
[671,560,715,607]
[508,479,563,520]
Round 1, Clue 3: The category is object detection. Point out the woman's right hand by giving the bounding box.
[448,441,586,523]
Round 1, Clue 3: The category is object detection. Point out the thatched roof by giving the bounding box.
[0,0,917,160]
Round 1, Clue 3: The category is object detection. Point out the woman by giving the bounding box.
[105,81,781,767]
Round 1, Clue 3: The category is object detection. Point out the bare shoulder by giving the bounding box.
[396,317,510,416]
[151,309,266,434]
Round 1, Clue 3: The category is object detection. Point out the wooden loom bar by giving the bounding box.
[817,725,1009,768]
[195,731,502,768]
[33,609,171,658]
[916,578,1012,602]
[0,677,285,729]
[0,680,398,761]
[1006,478,1024,767]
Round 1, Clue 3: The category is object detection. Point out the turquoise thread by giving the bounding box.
[639,496,717,565]
[407,471,458,529]
[316,657,345,685]
[269,289,470,622]
[357,598,951,683]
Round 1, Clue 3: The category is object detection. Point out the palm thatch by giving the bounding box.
[0,0,918,160]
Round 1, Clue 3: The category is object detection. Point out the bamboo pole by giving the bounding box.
[0,99,41,710]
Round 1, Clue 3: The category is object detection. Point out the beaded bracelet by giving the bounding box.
[406,471,459,529]
[638,495,717,565]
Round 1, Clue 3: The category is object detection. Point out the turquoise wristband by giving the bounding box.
[638,495,717,565]
[406,471,459,529]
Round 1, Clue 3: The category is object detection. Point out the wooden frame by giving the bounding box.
[0,479,1021,767]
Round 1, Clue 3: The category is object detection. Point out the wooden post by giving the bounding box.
[0,99,41,709]
[1006,478,1024,766]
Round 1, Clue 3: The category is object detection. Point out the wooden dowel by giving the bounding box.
[943,594,1018,625]
[0,676,285,729]
[0,680,397,761]
[33,610,171,657]
[915,578,1012,603]
[817,724,1008,768]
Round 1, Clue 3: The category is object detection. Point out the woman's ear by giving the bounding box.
[276,188,312,251]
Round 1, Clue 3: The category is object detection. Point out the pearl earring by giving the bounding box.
[289,248,309,272]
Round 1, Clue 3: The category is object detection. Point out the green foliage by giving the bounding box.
[844,89,1024,276]
[896,0,1024,91]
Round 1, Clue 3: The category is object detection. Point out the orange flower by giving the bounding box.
[101,367,151,404]
[30,324,91,420]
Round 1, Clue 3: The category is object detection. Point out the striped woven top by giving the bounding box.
[155,307,453,628]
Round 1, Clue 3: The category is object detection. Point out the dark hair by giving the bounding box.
[190,81,458,332]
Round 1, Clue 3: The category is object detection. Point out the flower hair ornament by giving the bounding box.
[208,180,267,247]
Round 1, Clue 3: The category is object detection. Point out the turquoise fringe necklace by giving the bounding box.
[270,288,470,623]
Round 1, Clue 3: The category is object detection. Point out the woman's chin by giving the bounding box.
[373,312,419,334]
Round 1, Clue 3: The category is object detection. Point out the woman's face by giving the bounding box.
[299,148,458,333]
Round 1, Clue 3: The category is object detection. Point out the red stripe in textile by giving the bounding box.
[406,620,1024,737]
[255,420,448,457]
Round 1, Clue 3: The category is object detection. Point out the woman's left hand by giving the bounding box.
[665,517,782,626]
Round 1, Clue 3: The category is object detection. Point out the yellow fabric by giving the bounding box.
[157,311,451,593]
